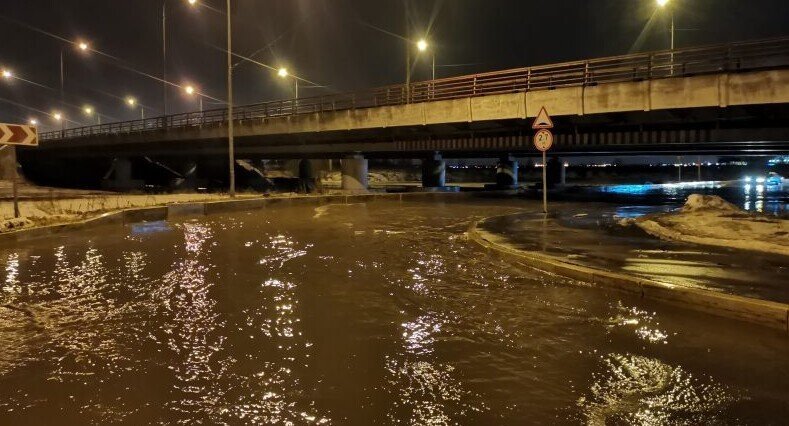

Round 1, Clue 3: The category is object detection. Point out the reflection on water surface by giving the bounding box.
[0,200,786,424]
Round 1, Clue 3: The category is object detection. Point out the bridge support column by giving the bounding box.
[102,157,143,191]
[546,157,566,187]
[298,159,316,193]
[495,155,519,189]
[0,146,17,180]
[169,160,199,190]
[341,155,368,191]
[421,153,446,188]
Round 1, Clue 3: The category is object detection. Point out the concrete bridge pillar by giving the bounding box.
[341,155,368,191]
[495,155,519,189]
[102,157,143,191]
[298,159,316,193]
[546,157,566,187]
[0,146,18,180]
[169,160,199,190]
[421,153,446,188]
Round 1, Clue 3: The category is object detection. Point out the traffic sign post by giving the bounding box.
[0,123,38,146]
[0,123,38,218]
[532,108,554,214]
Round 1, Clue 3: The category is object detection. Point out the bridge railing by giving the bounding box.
[41,36,789,141]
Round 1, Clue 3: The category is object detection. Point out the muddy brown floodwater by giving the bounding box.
[0,199,787,424]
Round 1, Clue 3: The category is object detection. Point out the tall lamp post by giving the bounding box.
[60,41,90,108]
[656,0,675,51]
[183,85,203,113]
[416,39,435,80]
[126,97,145,120]
[656,0,675,75]
[277,68,298,100]
[226,0,235,196]
[83,105,101,125]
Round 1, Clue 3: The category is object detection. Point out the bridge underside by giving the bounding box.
[23,104,789,162]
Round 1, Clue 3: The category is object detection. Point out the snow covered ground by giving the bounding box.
[0,193,267,233]
[621,194,789,256]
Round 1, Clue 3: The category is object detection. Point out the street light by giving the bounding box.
[176,0,234,196]
[28,119,37,126]
[656,0,675,75]
[126,96,145,119]
[60,39,91,107]
[83,105,101,125]
[277,67,299,99]
[416,38,436,80]
[52,111,64,132]
[1,69,12,79]
[183,84,202,112]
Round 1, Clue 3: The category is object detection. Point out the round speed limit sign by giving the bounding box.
[533,128,553,151]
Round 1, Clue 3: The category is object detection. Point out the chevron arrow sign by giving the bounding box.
[0,123,38,146]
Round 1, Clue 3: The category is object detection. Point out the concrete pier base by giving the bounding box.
[341,155,368,191]
[421,153,446,188]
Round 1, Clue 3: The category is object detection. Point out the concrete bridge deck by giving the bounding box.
[34,36,789,158]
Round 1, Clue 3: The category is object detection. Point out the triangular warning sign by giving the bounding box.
[531,107,554,129]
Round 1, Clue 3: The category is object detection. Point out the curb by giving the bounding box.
[468,219,789,335]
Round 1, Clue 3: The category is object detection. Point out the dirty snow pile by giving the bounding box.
[621,194,789,256]
[0,193,262,234]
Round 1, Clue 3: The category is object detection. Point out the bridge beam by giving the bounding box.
[341,155,368,192]
[421,153,446,188]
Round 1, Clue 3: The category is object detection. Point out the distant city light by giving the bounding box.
[417,39,428,52]
[277,67,288,78]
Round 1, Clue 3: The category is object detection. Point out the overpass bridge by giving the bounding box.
[21,37,789,190]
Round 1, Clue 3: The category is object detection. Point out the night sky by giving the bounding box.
[0,0,787,131]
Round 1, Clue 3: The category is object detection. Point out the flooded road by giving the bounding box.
[1,200,787,424]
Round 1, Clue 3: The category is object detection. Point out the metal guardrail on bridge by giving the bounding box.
[41,36,789,141]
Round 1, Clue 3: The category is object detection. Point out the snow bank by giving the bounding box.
[0,193,261,233]
[681,194,742,213]
[623,194,789,256]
